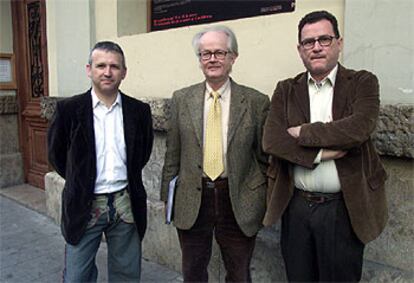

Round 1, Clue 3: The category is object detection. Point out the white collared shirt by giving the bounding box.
[203,79,231,177]
[91,90,128,194]
[294,65,342,193]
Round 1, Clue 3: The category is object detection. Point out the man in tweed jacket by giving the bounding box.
[161,26,269,282]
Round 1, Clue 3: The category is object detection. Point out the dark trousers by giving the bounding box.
[177,178,256,283]
[281,189,364,282]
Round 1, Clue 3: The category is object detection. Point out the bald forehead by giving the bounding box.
[200,31,229,43]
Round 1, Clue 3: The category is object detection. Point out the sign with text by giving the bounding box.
[0,53,16,90]
[151,0,295,31]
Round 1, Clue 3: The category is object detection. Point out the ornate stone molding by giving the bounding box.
[373,104,414,158]
[40,97,413,158]
[140,98,171,132]
[0,96,18,114]
[39,96,57,121]
[40,96,171,132]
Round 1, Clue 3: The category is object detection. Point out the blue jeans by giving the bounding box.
[63,189,141,282]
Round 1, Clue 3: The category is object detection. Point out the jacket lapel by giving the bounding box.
[121,93,137,168]
[332,64,351,120]
[292,73,311,123]
[184,83,205,146]
[228,80,247,146]
[76,91,96,154]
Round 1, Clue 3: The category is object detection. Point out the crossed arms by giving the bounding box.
[263,70,380,168]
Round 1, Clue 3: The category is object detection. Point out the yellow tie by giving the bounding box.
[203,91,224,181]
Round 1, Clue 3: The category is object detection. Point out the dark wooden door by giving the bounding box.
[11,0,49,189]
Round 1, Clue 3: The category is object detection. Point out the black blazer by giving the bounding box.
[48,90,153,245]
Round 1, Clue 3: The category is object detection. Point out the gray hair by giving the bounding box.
[88,41,127,69]
[192,25,239,57]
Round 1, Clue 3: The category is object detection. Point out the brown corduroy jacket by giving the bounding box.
[262,64,388,244]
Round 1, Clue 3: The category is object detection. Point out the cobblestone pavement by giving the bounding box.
[0,195,182,282]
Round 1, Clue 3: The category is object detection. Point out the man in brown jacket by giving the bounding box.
[262,10,387,282]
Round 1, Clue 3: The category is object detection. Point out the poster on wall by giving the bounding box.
[150,0,296,31]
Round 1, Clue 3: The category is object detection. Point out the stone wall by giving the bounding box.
[373,105,414,158]
[40,98,414,158]
[365,157,414,274]
[42,97,414,282]
[0,95,24,188]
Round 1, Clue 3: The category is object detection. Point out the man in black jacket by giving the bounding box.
[48,41,153,282]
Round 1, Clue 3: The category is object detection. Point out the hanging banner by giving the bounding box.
[150,0,295,31]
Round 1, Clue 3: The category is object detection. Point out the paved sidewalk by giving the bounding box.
[0,195,182,282]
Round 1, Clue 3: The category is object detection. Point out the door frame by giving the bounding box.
[11,0,49,189]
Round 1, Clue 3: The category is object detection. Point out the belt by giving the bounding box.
[94,187,127,199]
[202,177,228,189]
[295,188,342,204]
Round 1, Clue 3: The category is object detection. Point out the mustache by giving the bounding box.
[207,63,221,67]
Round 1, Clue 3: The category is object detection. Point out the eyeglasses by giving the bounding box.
[199,50,230,60]
[300,35,337,50]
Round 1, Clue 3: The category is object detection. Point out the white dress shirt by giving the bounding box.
[91,90,128,194]
[203,79,231,177]
[294,65,342,193]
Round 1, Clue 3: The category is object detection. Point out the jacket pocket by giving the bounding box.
[116,191,134,224]
[247,170,267,190]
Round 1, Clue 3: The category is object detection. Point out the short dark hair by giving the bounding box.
[88,41,126,69]
[298,10,340,43]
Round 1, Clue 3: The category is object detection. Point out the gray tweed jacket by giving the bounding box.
[161,79,270,237]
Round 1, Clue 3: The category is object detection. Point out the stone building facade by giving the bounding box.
[0,95,24,188]
[2,0,412,281]
[42,97,414,282]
